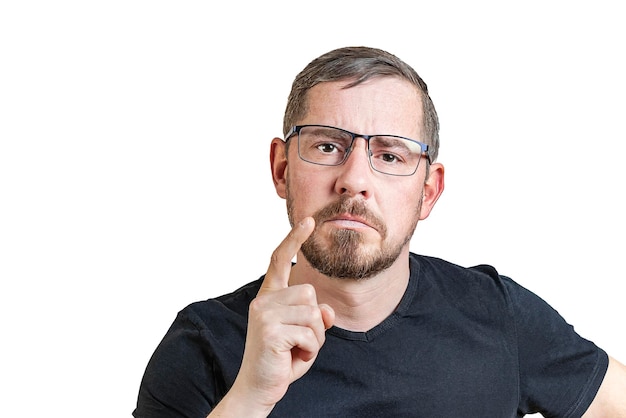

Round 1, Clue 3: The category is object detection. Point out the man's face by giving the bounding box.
[279,77,439,280]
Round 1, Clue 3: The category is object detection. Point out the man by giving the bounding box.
[134,46,626,417]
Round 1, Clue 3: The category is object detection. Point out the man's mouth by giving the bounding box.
[326,214,374,230]
[311,197,386,237]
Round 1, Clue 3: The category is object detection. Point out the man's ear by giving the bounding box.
[270,137,288,199]
[419,162,445,220]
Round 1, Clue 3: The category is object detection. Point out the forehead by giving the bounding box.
[302,77,424,138]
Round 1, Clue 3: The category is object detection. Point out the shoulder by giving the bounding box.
[408,253,548,319]
[409,252,515,294]
[173,278,263,333]
[149,278,264,371]
[134,281,264,417]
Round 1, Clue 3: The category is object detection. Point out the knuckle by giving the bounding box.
[248,298,273,322]
[302,326,317,342]
[299,283,317,300]
[270,249,281,265]
[248,297,264,313]
[307,305,322,322]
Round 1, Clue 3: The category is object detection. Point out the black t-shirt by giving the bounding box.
[133,253,608,417]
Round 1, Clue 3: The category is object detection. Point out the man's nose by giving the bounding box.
[334,137,373,198]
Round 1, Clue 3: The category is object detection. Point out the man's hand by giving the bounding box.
[211,217,335,417]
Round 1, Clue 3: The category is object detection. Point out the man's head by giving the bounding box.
[271,46,445,280]
[283,46,440,162]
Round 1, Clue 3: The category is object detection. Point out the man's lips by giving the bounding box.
[312,198,386,237]
[325,214,375,230]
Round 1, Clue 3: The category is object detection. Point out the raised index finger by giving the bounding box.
[260,217,315,292]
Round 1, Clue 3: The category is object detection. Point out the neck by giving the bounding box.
[290,249,411,332]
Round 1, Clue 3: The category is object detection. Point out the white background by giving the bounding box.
[1,1,624,417]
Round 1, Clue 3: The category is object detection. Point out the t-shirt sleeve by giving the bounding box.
[504,277,609,417]
[132,308,223,418]
[133,282,257,418]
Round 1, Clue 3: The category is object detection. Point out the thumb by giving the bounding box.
[319,304,335,330]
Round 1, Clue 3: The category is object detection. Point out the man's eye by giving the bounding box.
[317,143,338,153]
[380,153,399,163]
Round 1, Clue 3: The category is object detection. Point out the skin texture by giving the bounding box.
[209,76,626,417]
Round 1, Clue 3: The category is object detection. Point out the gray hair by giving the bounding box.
[283,46,440,161]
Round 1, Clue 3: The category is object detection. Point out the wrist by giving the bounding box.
[208,381,276,418]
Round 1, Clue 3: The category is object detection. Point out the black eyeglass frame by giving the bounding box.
[284,124,432,176]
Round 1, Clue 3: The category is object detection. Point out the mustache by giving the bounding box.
[312,197,387,235]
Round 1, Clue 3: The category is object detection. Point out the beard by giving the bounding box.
[286,186,421,280]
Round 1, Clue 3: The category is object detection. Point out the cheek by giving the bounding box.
[287,170,331,216]
[381,186,422,229]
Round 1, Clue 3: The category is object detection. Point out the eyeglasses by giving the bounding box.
[285,125,431,176]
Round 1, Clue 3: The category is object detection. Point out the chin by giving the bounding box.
[301,229,399,280]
